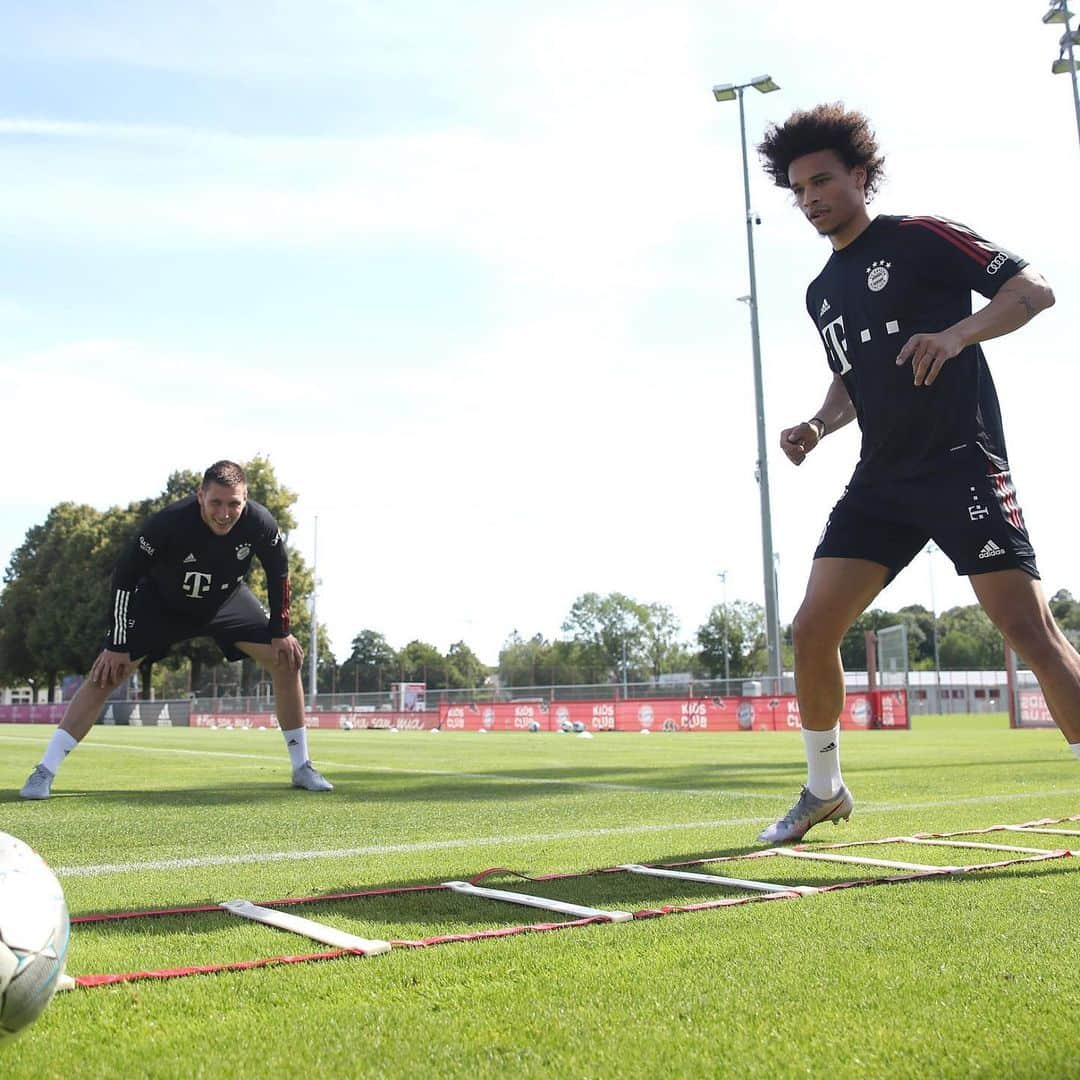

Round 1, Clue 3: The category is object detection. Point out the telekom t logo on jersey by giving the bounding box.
[821,315,851,375]
[183,571,213,599]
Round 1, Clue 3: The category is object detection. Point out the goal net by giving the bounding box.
[876,624,908,689]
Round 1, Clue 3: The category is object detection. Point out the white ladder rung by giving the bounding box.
[442,881,633,922]
[772,849,960,873]
[220,900,392,955]
[618,864,818,896]
[906,837,1059,854]
[1004,826,1080,837]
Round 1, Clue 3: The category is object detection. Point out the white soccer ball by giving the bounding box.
[0,833,70,1041]
[527,720,541,733]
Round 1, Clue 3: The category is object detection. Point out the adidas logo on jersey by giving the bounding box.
[978,540,1005,560]
[819,297,831,317]
[183,553,197,564]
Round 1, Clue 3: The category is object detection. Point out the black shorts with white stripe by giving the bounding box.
[104,583,274,664]
[814,443,1038,582]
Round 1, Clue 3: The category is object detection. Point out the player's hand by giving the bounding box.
[272,636,304,671]
[90,649,133,688]
[780,421,822,466]
[895,327,967,387]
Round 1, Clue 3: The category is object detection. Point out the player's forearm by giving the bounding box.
[814,374,857,435]
[267,576,292,638]
[107,536,155,648]
[953,267,1055,349]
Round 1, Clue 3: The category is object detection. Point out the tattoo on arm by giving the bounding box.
[1018,295,1037,321]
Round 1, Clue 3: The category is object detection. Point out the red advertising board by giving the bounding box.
[190,711,440,731]
[437,693,909,733]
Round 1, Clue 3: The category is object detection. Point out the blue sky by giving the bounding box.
[2,2,1077,665]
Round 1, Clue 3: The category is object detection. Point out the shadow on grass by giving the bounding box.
[0,763,806,809]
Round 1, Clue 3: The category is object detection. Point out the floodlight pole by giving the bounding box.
[308,516,318,704]
[718,570,730,686]
[714,77,783,689]
[1044,2,1080,148]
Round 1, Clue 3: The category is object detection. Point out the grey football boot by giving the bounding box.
[291,761,334,792]
[19,764,55,800]
[756,785,853,844]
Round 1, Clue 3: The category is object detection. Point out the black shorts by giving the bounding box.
[109,584,274,664]
[814,444,1039,582]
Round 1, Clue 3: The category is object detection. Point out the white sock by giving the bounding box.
[803,723,843,799]
[1071,742,1080,760]
[41,730,79,776]
[282,725,309,770]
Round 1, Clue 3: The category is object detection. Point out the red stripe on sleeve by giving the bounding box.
[280,577,291,636]
[899,217,992,266]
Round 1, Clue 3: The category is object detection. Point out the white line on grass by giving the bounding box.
[53,788,1080,878]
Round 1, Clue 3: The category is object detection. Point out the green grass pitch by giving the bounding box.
[1,715,1077,1078]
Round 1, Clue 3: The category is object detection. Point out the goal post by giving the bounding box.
[876,624,908,689]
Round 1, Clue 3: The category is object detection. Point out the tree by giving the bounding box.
[1049,589,1080,647]
[642,603,685,680]
[0,523,49,689]
[340,630,398,693]
[446,641,486,689]
[937,604,1003,669]
[397,640,448,688]
[561,592,650,683]
[696,600,767,679]
[25,503,116,699]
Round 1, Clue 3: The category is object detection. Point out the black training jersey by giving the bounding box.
[805,214,1026,479]
[107,496,291,650]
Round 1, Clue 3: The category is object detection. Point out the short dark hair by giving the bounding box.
[201,460,247,489]
[757,103,885,200]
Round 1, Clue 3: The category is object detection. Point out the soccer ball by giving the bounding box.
[0,833,69,1040]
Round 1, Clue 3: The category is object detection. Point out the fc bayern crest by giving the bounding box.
[235,543,251,560]
[866,260,891,292]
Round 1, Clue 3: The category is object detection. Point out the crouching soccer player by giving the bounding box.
[753,104,1080,843]
[19,460,333,799]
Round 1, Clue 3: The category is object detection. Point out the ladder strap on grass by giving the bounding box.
[220,899,392,955]
[771,848,958,873]
[618,864,818,896]
[442,880,633,922]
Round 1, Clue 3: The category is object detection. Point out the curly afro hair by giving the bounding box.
[757,103,885,200]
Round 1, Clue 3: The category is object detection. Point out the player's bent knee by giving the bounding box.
[792,608,846,656]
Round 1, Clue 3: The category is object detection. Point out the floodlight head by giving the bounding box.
[1043,5,1070,23]
[749,75,780,93]
[712,83,737,102]
[1052,56,1079,72]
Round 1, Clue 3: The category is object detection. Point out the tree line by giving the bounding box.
[325,588,1080,696]
[2,462,1078,699]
